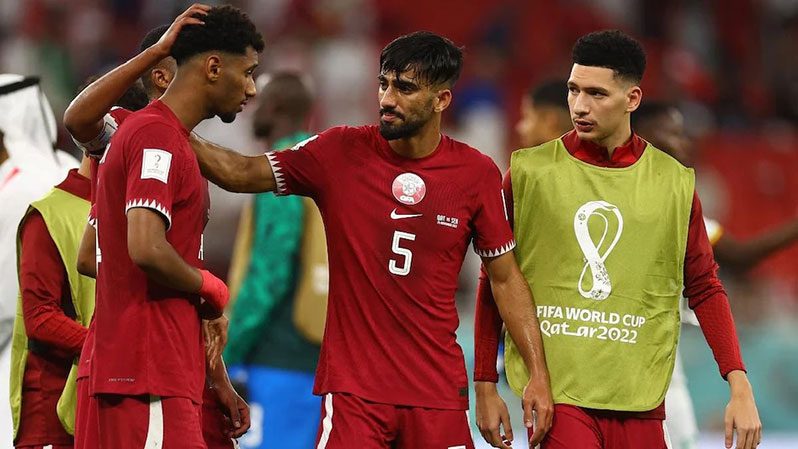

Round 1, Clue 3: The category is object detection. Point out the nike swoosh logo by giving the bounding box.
[391,208,423,220]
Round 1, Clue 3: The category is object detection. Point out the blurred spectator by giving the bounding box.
[224,72,325,449]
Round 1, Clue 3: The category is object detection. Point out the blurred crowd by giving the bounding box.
[1,0,796,437]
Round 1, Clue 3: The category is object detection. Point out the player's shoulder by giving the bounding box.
[291,125,375,153]
[116,104,181,143]
[643,140,694,175]
[443,135,501,173]
[108,106,134,125]
[511,138,560,162]
[326,124,376,142]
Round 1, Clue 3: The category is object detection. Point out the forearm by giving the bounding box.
[24,309,88,355]
[190,134,275,193]
[207,354,233,390]
[488,263,548,381]
[693,291,745,378]
[473,270,503,383]
[133,239,203,293]
[64,46,165,141]
[716,221,798,271]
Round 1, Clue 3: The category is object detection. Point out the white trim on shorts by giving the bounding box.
[316,393,334,449]
[143,395,164,449]
[663,420,673,449]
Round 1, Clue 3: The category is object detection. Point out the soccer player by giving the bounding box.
[87,6,262,448]
[632,101,798,449]
[474,30,762,449]
[223,72,326,449]
[190,31,553,449]
[8,153,93,449]
[515,79,571,148]
[65,9,251,448]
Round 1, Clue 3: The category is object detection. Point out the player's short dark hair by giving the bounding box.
[264,72,314,121]
[380,31,463,88]
[139,24,169,53]
[116,81,150,111]
[170,5,265,65]
[631,101,675,130]
[528,79,568,111]
[77,74,149,111]
[572,30,646,84]
[137,25,170,96]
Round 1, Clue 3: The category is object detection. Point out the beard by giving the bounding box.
[218,111,237,124]
[378,108,428,140]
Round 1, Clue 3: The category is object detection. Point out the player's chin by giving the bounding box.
[219,111,238,124]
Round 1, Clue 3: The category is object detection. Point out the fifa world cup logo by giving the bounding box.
[573,201,623,300]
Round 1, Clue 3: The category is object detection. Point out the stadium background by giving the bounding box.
[1,0,795,447]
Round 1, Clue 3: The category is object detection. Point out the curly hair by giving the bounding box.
[572,30,646,84]
[171,5,264,65]
[380,31,463,88]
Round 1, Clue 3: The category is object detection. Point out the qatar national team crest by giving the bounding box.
[392,173,426,205]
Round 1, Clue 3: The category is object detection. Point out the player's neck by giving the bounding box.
[594,122,632,158]
[388,121,442,160]
[160,83,209,131]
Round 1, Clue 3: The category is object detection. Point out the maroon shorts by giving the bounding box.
[14,444,73,449]
[314,393,474,449]
[96,394,206,449]
[535,404,669,449]
[74,377,97,449]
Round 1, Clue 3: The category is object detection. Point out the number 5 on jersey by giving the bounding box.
[389,230,416,276]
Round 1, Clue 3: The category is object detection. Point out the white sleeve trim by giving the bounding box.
[72,111,120,159]
[266,151,287,195]
[474,239,516,258]
[125,198,172,230]
[88,215,97,229]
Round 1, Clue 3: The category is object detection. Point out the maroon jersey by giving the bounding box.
[92,100,209,403]
[268,126,514,410]
[81,107,133,382]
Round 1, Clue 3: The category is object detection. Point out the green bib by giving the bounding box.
[504,139,694,411]
[9,187,94,438]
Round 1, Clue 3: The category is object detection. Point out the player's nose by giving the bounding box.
[379,86,397,109]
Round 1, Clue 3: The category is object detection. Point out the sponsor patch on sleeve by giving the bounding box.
[141,149,172,184]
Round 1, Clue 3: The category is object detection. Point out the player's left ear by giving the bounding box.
[626,85,642,113]
[434,88,452,113]
[205,55,223,82]
[152,67,173,91]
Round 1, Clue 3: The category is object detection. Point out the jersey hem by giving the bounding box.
[266,151,288,195]
[125,199,173,230]
[474,239,516,258]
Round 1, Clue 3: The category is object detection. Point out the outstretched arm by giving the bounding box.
[714,219,798,273]
[481,251,553,448]
[190,134,276,193]
[63,3,209,143]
